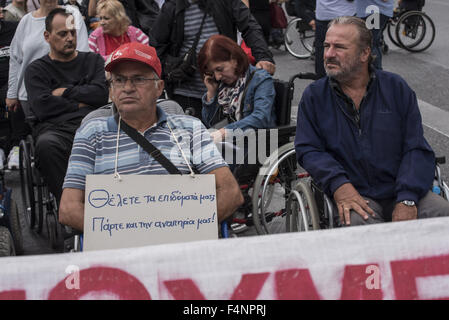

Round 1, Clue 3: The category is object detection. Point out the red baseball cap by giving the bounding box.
[105,42,162,78]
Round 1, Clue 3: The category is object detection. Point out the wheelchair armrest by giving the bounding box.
[276,124,297,137]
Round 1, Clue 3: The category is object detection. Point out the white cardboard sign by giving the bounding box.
[83,174,218,251]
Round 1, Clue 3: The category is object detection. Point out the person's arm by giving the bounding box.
[59,188,85,231]
[294,87,350,197]
[24,63,80,121]
[59,121,96,231]
[7,17,25,101]
[134,27,149,45]
[210,166,244,222]
[61,54,109,107]
[394,83,434,204]
[231,0,275,74]
[392,81,434,221]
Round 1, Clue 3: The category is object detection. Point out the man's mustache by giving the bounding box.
[325,58,340,65]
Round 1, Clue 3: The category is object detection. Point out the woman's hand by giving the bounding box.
[204,74,219,102]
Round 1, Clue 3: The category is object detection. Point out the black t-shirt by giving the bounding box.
[0,21,18,89]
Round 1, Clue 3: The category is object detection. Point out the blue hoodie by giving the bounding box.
[295,69,435,203]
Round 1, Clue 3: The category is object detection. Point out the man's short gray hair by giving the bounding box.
[328,16,375,65]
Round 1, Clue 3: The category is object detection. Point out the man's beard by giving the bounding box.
[324,55,363,82]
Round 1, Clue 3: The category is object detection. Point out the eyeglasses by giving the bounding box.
[110,76,159,88]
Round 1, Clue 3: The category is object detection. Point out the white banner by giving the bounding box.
[1,217,449,300]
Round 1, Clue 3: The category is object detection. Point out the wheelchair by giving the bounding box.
[284,156,449,233]
[383,3,435,53]
[220,73,318,236]
[283,0,315,59]
[18,119,61,250]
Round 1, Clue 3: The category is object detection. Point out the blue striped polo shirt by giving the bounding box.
[63,106,228,191]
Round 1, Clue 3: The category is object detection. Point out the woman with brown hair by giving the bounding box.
[198,34,276,142]
[88,0,149,61]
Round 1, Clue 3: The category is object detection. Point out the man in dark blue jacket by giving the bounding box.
[295,16,449,226]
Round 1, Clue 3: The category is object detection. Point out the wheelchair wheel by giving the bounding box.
[35,178,44,234]
[284,18,314,59]
[45,189,60,250]
[19,139,36,229]
[395,11,435,53]
[286,179,320,232]
[9,199,24,255]
[252,142,305,235]
[0,226,15,256]
[387,16,401,48]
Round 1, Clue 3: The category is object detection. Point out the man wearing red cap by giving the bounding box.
[59,42,244,232]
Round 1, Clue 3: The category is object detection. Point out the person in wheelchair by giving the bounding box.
[59,42,244,232]
[295,16,449,227]
[398,0,425,12]
[294,0,316,31]
[23,8,109,204]
[198,34,277,143]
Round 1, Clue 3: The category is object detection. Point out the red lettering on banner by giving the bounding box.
[340,264,382,300]
[275,269,321,300]
[391,254,449,300]
[0,290,26,300]
[48,267,151,300]
[164,273,270,300]
[230,273,270,300]
[164,279,206,300]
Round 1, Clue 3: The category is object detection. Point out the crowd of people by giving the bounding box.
[0,0,448,241]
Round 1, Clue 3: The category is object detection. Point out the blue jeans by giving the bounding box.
[364,13,389,70]
[314,19,330,78]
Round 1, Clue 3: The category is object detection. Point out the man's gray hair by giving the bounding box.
[328,16,375,65]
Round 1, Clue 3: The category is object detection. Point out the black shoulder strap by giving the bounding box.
[191,10,208,50]
[118,117,182,175]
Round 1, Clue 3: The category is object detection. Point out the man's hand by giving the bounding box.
[392,203,417,222]
[210,128,226,143]
[333,183,375,225]
[309,19,316,31]
[256,60,276,75]
[5,98,20,112]
[52,88,67,96]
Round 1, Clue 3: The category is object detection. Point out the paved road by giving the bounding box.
[4,0,449,256]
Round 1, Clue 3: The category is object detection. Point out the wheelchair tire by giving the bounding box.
[9,199,24,255]
[284,18,314,59]
[286,179,320,232]
[0,226,15,256]
[395,11,435,53]
[252,142,302,235]
[35,181,44,234]
[387,16,401,48]
[46,191,61,250]
[19,139,36,229]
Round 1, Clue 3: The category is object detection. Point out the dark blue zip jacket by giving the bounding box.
[294,69,435,203]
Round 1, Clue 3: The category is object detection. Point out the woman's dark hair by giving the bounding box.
[198,34,249,78]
